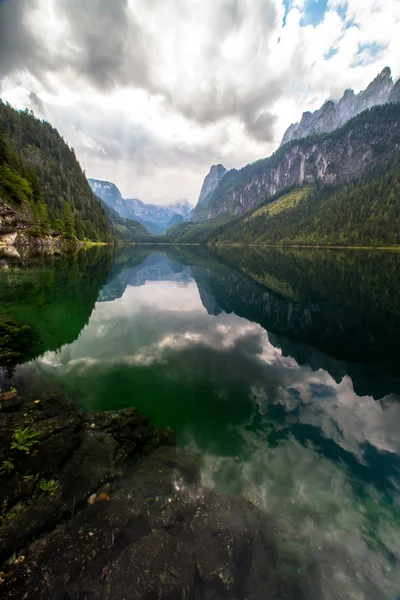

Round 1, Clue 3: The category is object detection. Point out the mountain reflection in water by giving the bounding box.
[1,246,400,599]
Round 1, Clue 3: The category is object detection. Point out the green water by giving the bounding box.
[1,245,400,599]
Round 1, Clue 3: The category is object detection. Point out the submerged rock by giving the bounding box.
[0,391,311,599]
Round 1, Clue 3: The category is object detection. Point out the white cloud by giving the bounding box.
[1,0,399,203]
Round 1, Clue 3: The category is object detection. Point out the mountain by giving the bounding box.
[165,103,400,246]
[166,200,192,219]
[389,79,400,104]
[89,179,192,234]
[0,101,113,243]
[97,197,149,242]
[190,164,227,222]
[198,103,400,221]
[125,197,190,231]
[166,213,185,229]
[281,67,396,146]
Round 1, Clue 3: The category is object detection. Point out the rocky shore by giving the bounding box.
[0,390,309,600]
[0,198,81,257]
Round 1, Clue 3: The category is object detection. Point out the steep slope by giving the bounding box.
[165,213,185,229]
[389,79,400,104]
[89,178,191,233]
[0,101,113,242]
[125,197,185,231]
[88,179,125,212]
[191,164,227,222]
[281,67,396,145]
[202,103,400,220]
[214,160,400,245]
[97,197,149,242]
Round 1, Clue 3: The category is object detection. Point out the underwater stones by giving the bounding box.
[105,528,196,600]
[189,492,254,597]
[0,495,65,565]
[0,389,23,413]
[0,391,303,600]
[2,499,150,600]
[0,392,179,568]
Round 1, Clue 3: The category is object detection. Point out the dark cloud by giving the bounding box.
[162,75,284,142]
[28,91,45,113]
[243,110,278,142]
[0,0,50,82]
[57,0,153,90]
[151,0,284,141]
[1,0,299,144]
[35,99,230,175]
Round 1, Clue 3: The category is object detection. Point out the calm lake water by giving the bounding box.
[1,245,400,599]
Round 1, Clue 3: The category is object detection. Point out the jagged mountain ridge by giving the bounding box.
[198,103,400,221]
[281,67,397,146]
[190,164,227,222]
[89,179,191,234]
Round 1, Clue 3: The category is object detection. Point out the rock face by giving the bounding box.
[0,198,78,253]
[89,179,192,234]
[203,103,400,219]
[389,78,400,104]
[191,164,227,222]
[281,67,396,146]
[0,390,310,600]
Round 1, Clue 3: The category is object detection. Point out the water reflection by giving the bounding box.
[2,246,400,599]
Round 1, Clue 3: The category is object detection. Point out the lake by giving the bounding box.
[1,245,400,599]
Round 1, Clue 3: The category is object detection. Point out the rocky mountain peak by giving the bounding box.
[360,66,393,108]
[190,164,227,221]
[389,78,400,104]
[280,67,395,146]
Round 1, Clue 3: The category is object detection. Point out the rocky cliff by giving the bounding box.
[203,103,400,219]
[389,78,400,104]
[281,67,396,145]
[191,164,227,221]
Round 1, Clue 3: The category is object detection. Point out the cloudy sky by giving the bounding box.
[1,0,399,205]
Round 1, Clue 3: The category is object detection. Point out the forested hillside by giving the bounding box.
[215,161,400,246]
[199,103,400,221]
[98,197,149,242]
[165,158,400,246]
[0,100,113,242]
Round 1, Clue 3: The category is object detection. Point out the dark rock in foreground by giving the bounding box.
[0,391,308,599]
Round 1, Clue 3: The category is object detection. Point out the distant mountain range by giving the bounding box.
[88,179,191,235]
[280,67,399,146]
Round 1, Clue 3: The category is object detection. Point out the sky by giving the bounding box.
[0,0,399,206]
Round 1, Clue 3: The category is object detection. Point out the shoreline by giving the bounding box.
[0,389,302,599]
[135,241,400,251]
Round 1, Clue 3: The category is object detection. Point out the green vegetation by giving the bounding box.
[39,478,59,495]
[98,197,149,242]
[11,428,40,453]
[155,213,240,244]
[0,100,113,242]
[0,459,15,476]
[0,315,38,377]
[207,103,400,218]
[214,161,400,246]
[0,248,113,374]
[248,187,313,219]
[164,104,400,247]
